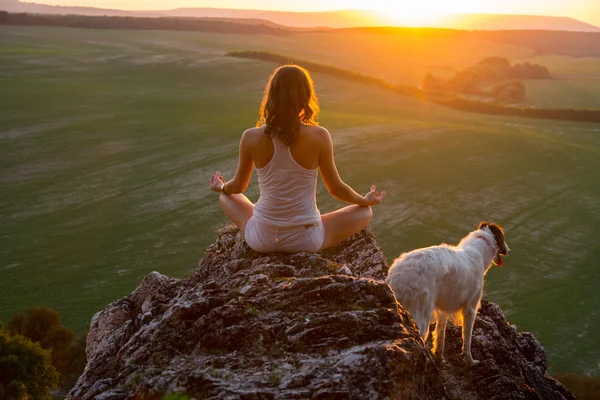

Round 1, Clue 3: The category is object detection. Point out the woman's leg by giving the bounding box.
[319,205,373,251]
[219,193,254,230]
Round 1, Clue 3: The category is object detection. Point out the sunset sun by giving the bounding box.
[377,0,490,26]
[384,4,443,26]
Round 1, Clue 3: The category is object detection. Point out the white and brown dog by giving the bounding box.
[385,222,510,365]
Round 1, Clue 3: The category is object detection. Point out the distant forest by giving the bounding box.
[0,11,289,35]
[2,11,600,57]
[438,98,600,123]
[423,57,552,102]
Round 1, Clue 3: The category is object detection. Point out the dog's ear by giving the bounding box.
[488,224,504,237]
[478,221,490,230]
[488,223,505,240]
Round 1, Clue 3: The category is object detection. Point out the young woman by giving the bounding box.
[209,64,385,253]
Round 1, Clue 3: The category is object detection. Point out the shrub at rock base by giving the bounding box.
[0,323,59,400]
[8,307,87,390]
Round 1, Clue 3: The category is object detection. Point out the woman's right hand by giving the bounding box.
[362,185,385,206]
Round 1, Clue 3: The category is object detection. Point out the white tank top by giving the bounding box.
[253,136,321,227]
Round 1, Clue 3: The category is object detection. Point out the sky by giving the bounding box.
[30,0,600,27]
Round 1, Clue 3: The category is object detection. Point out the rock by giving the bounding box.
[436,301,574,400]
[336,265,353,276]
[68,226,574,400]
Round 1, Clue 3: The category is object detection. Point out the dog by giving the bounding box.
[385,222,510,366]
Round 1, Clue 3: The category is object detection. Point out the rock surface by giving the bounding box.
[68,226,574,400]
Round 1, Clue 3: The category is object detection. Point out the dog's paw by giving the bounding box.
[435,354,445,365]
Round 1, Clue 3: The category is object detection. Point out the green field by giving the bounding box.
[1,25,600,377]
[525,79,600,109]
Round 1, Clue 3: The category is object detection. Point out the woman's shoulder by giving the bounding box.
[241,126,268,145]
[243,125,266,137]
[300,124,330,142]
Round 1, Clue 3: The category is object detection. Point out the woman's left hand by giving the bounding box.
[209,171,225,193]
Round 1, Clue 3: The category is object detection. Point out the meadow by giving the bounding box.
[1,25,600,377]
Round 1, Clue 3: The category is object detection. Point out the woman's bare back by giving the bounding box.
[245,125,326,170]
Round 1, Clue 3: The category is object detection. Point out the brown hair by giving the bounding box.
[257,64,319,146]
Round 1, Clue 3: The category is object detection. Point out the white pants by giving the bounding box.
[244,216,325,253]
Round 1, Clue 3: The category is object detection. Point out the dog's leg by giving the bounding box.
[462,307,479,366]
[432,312,448,363]
[416,315,431,342]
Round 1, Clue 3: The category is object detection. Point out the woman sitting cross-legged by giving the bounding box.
[209,64,385,253]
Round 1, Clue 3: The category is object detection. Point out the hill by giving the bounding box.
[1,1,599,31]
[437,13,600,32]
[3,11,600,58]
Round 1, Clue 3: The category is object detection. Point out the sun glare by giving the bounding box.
[386,5,442,27]
[379,0,489,27]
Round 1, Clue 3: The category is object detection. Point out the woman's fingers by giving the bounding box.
[366,186,385,205]
[210,171,225,188]
[370,185,380,198]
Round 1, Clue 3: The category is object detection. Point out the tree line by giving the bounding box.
[0,11,288,35]
[228,50,600,123]
[422,57,551,103]
[438,97,600,123]
[1,308,87,399]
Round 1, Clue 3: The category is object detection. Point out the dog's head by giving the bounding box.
[478,222,510,266]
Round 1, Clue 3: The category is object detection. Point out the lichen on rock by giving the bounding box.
[68,226,574,400]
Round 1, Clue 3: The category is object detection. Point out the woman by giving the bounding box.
[209,64,385,253]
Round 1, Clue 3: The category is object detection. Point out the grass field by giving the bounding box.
[524,79,600,109]
[1,25,600,377]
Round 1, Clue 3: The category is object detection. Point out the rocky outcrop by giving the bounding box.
[68,226,574,400]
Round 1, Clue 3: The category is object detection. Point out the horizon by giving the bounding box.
[11,0,600,27]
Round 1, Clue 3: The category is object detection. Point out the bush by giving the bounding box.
[0,323,59,400]
[554,372,600,400]
[422,73,447,91]
[422,57,549,99]
[9,308,75,375]
[490,80,526,102]
[9,308,87,390]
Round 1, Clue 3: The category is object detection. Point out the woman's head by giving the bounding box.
[258,64,319,145]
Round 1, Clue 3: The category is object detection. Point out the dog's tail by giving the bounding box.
[387,281,433,339]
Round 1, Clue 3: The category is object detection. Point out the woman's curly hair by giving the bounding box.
[257,64,320,146]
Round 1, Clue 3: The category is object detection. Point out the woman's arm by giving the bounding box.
[209,130,254,194]
[318,127,385,206]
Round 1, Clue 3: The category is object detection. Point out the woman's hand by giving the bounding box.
[209,171,225,193]
[362,185,385,206]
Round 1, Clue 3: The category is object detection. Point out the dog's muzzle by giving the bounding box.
[494,242,510,267]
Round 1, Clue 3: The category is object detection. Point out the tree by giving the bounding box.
[447,70,482,94]
[0,323,59,400]
[490,80,526,102]
[8,308,86,388]
[9,307,75,375]
[421,73,447,91]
